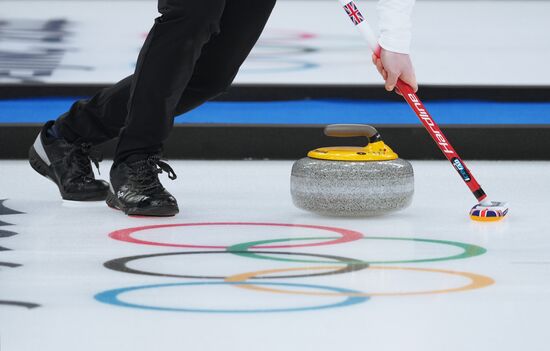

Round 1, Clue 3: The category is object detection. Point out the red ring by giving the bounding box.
[109,222,363,249]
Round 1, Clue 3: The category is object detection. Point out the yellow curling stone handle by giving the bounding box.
[307,124,398,162]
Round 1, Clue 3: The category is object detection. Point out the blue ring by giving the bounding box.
[95,281,368,313]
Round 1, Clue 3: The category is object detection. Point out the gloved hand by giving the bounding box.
[372,48,418,95]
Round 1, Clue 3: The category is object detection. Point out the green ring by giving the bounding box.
[227,237,487,265]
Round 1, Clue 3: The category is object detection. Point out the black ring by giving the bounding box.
[104,251,369,280]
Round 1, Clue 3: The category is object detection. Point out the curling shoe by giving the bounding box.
[106,155,179,216]
[29,121,109,201]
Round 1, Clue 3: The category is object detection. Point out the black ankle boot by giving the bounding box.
[29,121,109,201]
[106,155,179,216]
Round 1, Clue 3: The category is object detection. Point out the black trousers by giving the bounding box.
[56,0,276,162]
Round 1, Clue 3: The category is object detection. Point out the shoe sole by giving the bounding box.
[106,191,179,217]
[29,145,108,202]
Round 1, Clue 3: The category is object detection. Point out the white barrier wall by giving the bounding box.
[1,0,549,86]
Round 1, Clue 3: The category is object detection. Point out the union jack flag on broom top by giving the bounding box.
[344,1,365,25]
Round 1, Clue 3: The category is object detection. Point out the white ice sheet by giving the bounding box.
[0,160,549,351]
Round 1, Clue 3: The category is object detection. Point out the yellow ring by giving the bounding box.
[225,266,494,297]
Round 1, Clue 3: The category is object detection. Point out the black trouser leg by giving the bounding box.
[55,0,276,162]
[56,75,134,144]
[116,0,227,160]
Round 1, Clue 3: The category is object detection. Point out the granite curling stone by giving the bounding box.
[291,124,414,216]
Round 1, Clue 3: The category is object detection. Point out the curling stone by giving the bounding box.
[290,124,414,216]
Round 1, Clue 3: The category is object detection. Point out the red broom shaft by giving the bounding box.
[395,80,487,202]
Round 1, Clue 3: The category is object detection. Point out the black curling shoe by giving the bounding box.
[29,121,109,201]
[106,156,179,216]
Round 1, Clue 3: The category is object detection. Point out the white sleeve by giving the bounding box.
[377,0,415,54]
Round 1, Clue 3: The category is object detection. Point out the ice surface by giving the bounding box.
[0,160,549,351]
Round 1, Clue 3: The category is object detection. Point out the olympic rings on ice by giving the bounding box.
[98,222,493,313]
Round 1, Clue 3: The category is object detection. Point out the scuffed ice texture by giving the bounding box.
[290,158,414,216]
